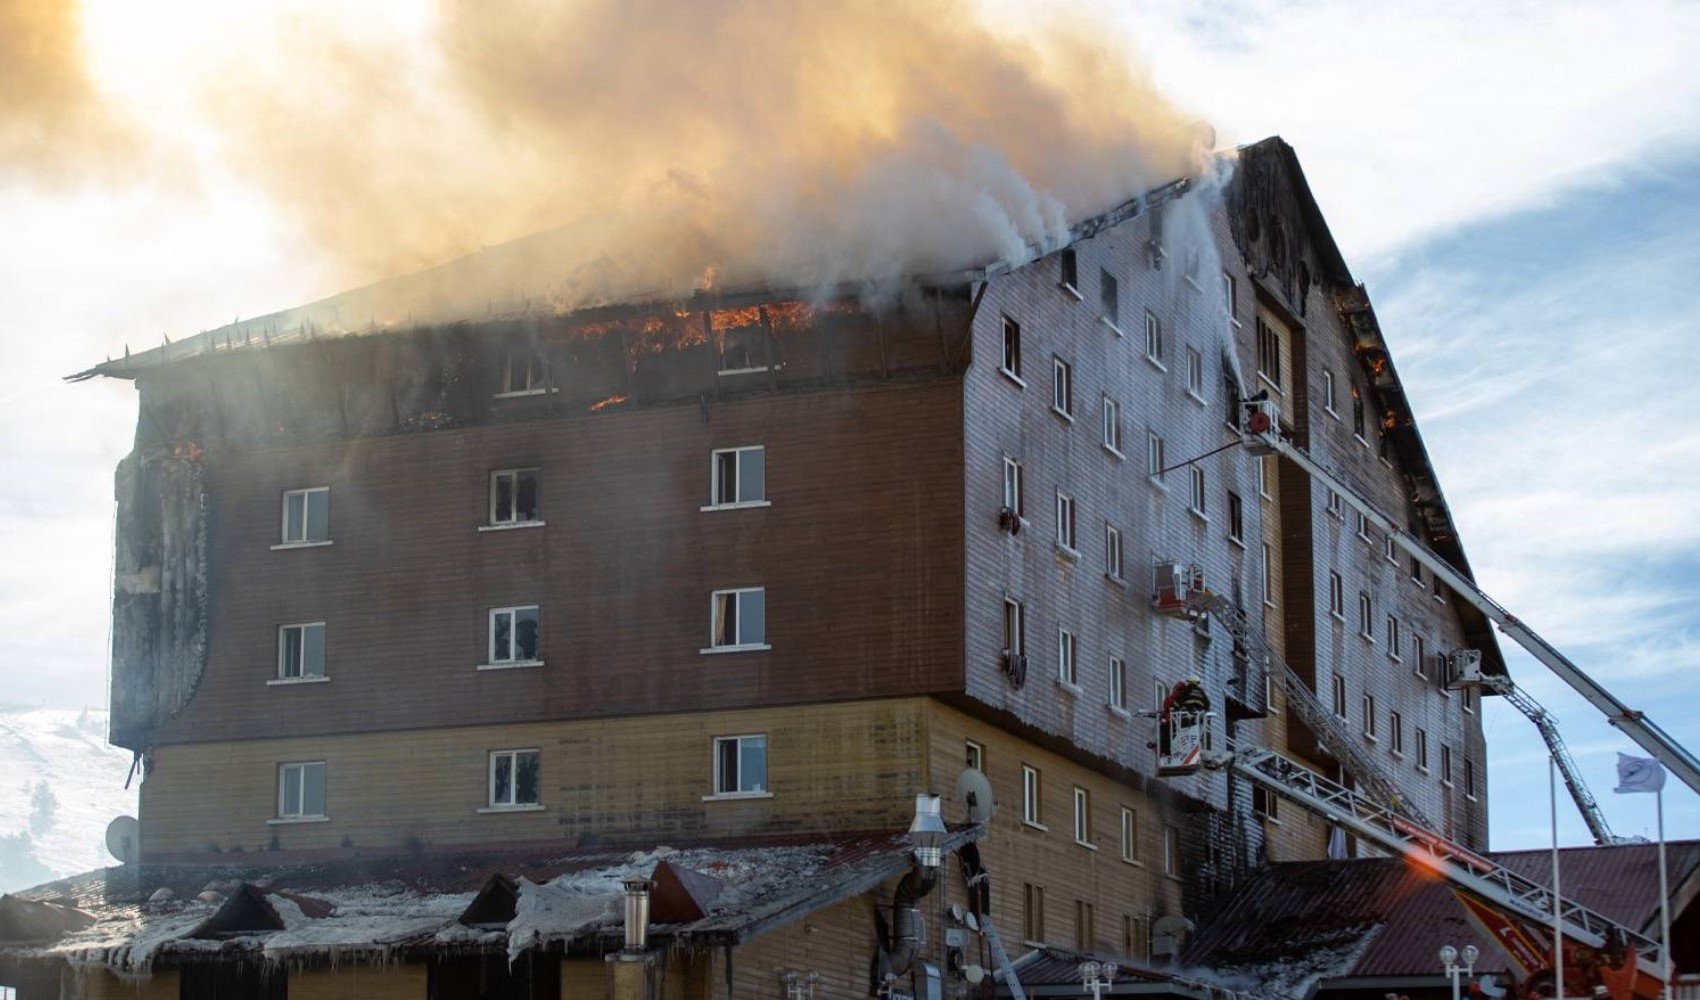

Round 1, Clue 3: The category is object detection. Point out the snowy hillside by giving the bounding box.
[0,708,137,893]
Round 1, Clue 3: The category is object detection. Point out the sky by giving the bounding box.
[3,0,1700,851]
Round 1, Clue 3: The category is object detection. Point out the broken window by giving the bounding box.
[1100,269,1119,326]
[280,487,329,545]
[276,623,326,680]
[1059,248,1078,291]
[499,350,546,395]
[710,588,766,649]
[277,761,326,820]
[1253,784,1279,820]
[710,446,765,507]
[1052,356,1074,417]
[1144,311,1164,366]
[488,605,541,665]
[1412,635,1427,678]
[489,468,540,525]
[713,734,768,795]
[1001,315,1022,379]
[1224,373,1241,431]
[716,324,768,374]
[488,750,540,809]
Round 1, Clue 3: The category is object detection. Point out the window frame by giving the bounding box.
[1059,248,1079,294]
[487,467,543,527]
[706,446,769,510]
[1162,825,1179,876]
[1072,786,1093,847]
[1056,627,1078,688]
[1227,490,1245,545]
[1185,346,1205,402]
[1331,674,1348,719]
[966,740,984,772]
[1021,764,1044,828]
[1054,489,1077,553]
[497,349,547,397]
[1322,369,1338,417]
[277,486,331,547]
[1416,728,1431,772]
[1144,311,1164,368]
[484,748,543,811]
[274,761,327,822]
[1386,614,1402,660]
[1119,806,1139,863]
[1104,522,1124,582]
[1000,315,1024,383]
[1261,543,1276,608]
[1002,456,1024,518]
[1051,356,1075,420]
[1188,466,1208,519]
[1358,592,1374,640]
[706,588,769,653]
[1255,316,1283,390]
[1108,656,1128,713]
[1146,432,1167,485]
[1441,744,1454,787]
[1389,711,1405,756]
[1102,396,1123,455]
[709,733,771,799]
[1100,268,1121,329]
[1362,693,1378,742]
[484,605,542,668]
[273,622,327,684]
[1328,572,1346,619]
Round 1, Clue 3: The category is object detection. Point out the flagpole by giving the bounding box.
[1552,756,1565,1000]
[1658,783,1670,1000]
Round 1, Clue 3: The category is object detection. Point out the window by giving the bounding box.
[1260,544,1275,607]
[709,589,766,650]
[276,623,326,681]
[489,468,541,525]
[1144,311,1164,366]
[1322,370,1338,415]
[1463,685,1477,715]
[280,487,329,545]
[1379,433,1394,465]
[1385,534,1398,564]
[1189,466,1207,517]
[1465,758,1477,799]
[277,761,326,820]
[1054,490,1077,551]
[1052,356,1074,417]
[1412,635,1427,678]
[1056,628,1078,686]
[487,605,541,665]
[1416,728,1431,771]
[1441,744,1454,786]
[1186,346,1204,399]
[1023,884,1046,943]
[1351,388,1366,440]
[1326,490,1343,518]
[1331,674,1347,718]
[1102,397,1123,453]
[1227,491,1244,543]
[710,447,766,507]
[1059,248,1079,291]
[1358,592,1373,638]
[1001,316,1022,380]
[1002,457,1024,517]
[1073,787,1092,845]
[1224,373,1242,430]
[1003,598,1025,657]
[499,349,545,395]
[1253,785,1279,820]
[1146,432,1166,482]
[1222,271,1237,318]
[1022,765,1043,826]
[1362,694,1378,740]
[1411,556,1425,586]
[712,734,768,796]
[1257,455,1275,499]
[1356,511,1371,542]
[716,322,767,374]
[1328,572,1345,618]
[1386,615,1402,659]
[1162,825,1179,875]
[1389,711,1404,755]
[487,749,541,809]
[1109,656,1127,711]
[1100,269,1120,326]
[966,740,984,772]
[1255,316,1282,386]
[1075,900,1095,951]
[1104,523,1123,581]
[1119,807,1138,862]
[1153,678,1167,714]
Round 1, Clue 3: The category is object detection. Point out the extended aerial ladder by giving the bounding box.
[1236,397,1700,804]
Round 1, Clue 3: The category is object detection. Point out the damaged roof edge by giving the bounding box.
[1256,136,1507,679]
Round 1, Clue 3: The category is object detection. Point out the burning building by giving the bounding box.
[2,137,1497,998]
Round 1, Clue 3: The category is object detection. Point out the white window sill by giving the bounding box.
[1330,611,1346,623]
[1051,406,1075,423]
[1389,654,1403,664]
[1186,390,1207,406]
[271,540,333,551]
[1188,508,1210,525]
[1364,734,1379,744]
[267,676,329,687]
[1227,535,1246,550]
[1145,355,1167,373]
[1361,634,1376,645]
[1380,457,1395,469]
[1121,857,1143,868]
[1418,766,1431,775]
[477,659,544,671]
[1327,508,1344,521]
[477,804,545,814]
[1054,543,1081,563]
[1103,443,1125,460]
[1105,573,1126,589]
[1058,282,1083,301]
[1465,794,1479,803]
[1107,705,1132,720]
[1147,477,1168,492]
[479,520,546,533]
[999,368,1026,388]
[267,816,329,826]
[1441,780,1455,789]
[493,387,556,399]
[1258,814,1283,827]
[1434,594,1447,604]
[717,365,780,377]
[1325,406,1340,420]
[700,500,772,512]
[1074,839,1099,852]
[1259,490,1275,503]
[1056,679,1082,696]
[1021,820,1049,833]
[1228,316,1244,330]
[1256,372,1284,396]
[700,643,773,655]
[1391,751,1405,761]
[1101,317,1126,338]
[1354,434,1369,449]
[702,791,774,802]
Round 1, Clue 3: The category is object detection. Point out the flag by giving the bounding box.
[1614,753,1665,794]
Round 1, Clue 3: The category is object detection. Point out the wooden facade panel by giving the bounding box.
[140,700,926,858]
[288,966,427,1000]
[68,970,179,999]
[157,379,964,747]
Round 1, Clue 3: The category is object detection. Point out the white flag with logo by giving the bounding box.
[1614,753,1665,794]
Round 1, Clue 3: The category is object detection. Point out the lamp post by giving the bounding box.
[1081,960,1118,998]
[1440,944,1479,1000]
[781,970,821,999]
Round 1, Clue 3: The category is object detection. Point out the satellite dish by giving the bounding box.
[964,965,986,985]
[105,815,139,865]
[954,768,997,825]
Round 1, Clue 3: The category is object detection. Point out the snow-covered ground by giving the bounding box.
[0,707,137,893]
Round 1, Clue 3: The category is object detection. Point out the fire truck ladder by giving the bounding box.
[1238,402,1700,801]
[1218,741,1668,982]
[1190,592,1433,829]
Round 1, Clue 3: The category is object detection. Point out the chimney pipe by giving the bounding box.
[621,876,653,952]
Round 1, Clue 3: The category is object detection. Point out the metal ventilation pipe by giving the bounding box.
[620,876,653,952]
